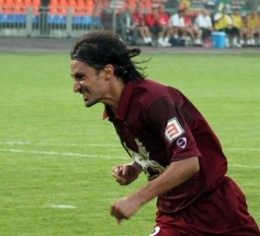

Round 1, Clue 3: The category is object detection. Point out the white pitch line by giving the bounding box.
[0,148,259,169]
[0,141,121,147]
[1,141,259,152]
[0,148,113,158]
[229,164,260,169]
[51,204,77,209]
[225,147,260,152]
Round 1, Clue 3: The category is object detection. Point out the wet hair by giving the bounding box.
[70,30,146,82]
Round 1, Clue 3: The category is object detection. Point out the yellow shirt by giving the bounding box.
[214,14,230,30]
[248,16,258,29]
[231,15,242,28]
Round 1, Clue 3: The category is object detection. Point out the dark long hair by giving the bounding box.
[70,30,146,83]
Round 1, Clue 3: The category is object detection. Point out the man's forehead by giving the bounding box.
[71,60,92,70]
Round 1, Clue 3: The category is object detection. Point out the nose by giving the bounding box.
[73,80,82,93]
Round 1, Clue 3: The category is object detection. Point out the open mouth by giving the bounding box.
[83,93,89,102]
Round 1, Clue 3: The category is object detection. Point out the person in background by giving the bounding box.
[132,6,154,46]
[183,10,202,45]
[257,11,260,45]
[157,4,172,47]
[144,7,162,46]
[168,8,191,46]
[116,6,138,45]
[213,6,232,47]
[247,11,259,46]
[70,30,260,236]
[240,12,250,46]
[230,8,242,47]
[194,9,213,47]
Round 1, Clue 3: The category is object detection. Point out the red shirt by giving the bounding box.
[158,12,169,27]
[145,13,156,27]
[104,79,227,214]
[132,12,145,26]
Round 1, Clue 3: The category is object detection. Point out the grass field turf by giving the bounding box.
[0,52,259,235]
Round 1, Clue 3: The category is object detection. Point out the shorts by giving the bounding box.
[149,176,260,236]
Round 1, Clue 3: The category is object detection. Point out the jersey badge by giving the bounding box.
[165,117,184,142]
[176,137,187,149]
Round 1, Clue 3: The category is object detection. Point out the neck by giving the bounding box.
[103,78,125,114]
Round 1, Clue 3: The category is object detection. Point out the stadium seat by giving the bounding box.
[92,15,101,25]
[31,0,40,7]
[75,0,86,16]
[81,15,91,25]
[3,0,14,14]
[48,14,66,24]
[67,0,77,15]
[0,13,8,23]
[72,15,82,25]
[13,0,24,13]
[32,14,39,24]
[7,14,17,23]
[85,0,94,15]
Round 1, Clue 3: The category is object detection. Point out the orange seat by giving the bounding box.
[31,0,41,6]
[5,0,17,13]
[125,0,136,10]
[66,0,77,15]
[23,0,32,6]
[58,6,67,15]
[48,6,58,15]
[67,0,76,7]
[49,0,58,6]
[73,0,86,16]
[13,0,25,13]
[77,0,86,8]
[4,0,14,6]
[59,0,68,7]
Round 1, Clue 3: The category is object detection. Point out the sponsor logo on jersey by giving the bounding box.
[165,117,184,142]
[176,137,187,149]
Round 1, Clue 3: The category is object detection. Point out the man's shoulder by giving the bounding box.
[131,79,179,101]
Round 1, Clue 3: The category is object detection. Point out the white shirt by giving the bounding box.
[168,13,185,27]
[194,14,212,29]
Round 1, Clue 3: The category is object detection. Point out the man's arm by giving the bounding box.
[110,156,199,224]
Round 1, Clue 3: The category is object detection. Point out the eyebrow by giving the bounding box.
[71,72,86,79]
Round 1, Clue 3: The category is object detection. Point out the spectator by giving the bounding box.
[132,6,154,46]
[240,13,250,46]
[116,6,138,45]
[213,7,232,47]
[168,8,189,45]
[194,9,213,46]
[247,11,259,46]
[183,11,202,45]
[144,7,164,46]
[257,11,260,45]
[156,4,172,47]
[230,8,242,47]
[168,8,202,46]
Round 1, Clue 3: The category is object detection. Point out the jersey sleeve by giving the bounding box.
[145,96,201,162]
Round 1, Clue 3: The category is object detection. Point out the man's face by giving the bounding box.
[70,60,109,107]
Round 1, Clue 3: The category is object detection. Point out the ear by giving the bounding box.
[104,64,114,79]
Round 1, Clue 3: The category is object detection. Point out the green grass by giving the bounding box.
[0,52,259,235]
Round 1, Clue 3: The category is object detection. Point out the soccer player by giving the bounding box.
[70,30,260,236]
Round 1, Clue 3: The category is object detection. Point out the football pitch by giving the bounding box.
[0,51,259,235]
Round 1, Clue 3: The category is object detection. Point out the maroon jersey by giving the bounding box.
[104,79,227,214]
